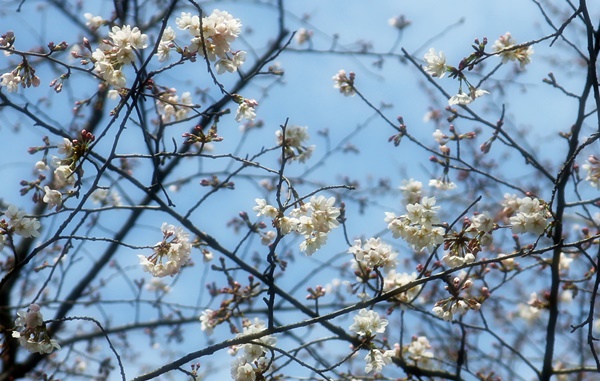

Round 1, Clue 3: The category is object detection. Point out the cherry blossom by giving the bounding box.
[423,48,447,78]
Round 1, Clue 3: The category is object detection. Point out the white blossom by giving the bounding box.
[235,98,258,122]
[423,48,447,78]
[4,205,41,238]
[582,155,600,189]
[42,186,62,211]
[332,69,355,96]
[493,32,534,67]
[364,349,394,373]
[407,336,434,363]
[84,13,104,30]
[0,72,21,92]
[253,199,278,218]
[509,197,548,235]
[276,125,315,163]
[12,304,60,354]
[156,90,194,123]
[54,165,76,189]
[138,223,192,277]
[199,309,216,335]
[349,308,388,336]
[156,26,176,62]
[349,237,398,270]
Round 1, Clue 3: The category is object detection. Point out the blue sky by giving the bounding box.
[1,0,599,379]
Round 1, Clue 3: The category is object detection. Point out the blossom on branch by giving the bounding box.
[348,237,398,270]
[276,125,315,163]
[12,304,60,354]
[448,87,489,106]
[582,155,600,189]
[0,72,21,92]
[423,48,447,78]
[4,205,41,238]
[364,349,395,373]
[508,196,548,235]
[235,98,258,122]
[90,23,149,88]
[332,69,355,96]
[407,336,434,364]
[493,32,534,67]
[138,223,192,277]
[385,196,445,251]
[349,308,388,336]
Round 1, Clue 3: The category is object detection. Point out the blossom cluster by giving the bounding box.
[176,10,245,71]
[582,155,600,189]
[156,89,194,123]
[91,24,149,88]
[138,222,192,277]
[398,178,423,205]
[349,238,398,271]
[441,212,494,268]
[253,195,340,255]
[406,336,434,364]
[385,196,445,252]
[275,125,315,163]
[492,32,534,67]
[432,276,481,321]
[382,270,421,304]
[230,318,276,381]
[349,309,395,373]
[422,32,533,106]
[349,308,388,337]
[12,304,60,354]
[1,205,41,248]
[332,69,356,96]
[504,195,549,235]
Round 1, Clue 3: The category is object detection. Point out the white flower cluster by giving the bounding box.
[12,304,60,354]
[423,48,490,106]
[382,270,421,304]
[138,222,192,277]
[91,24,148,88]
[84,13,104,30]
[199,308,217,335]
[253,195,340,255]
[349,238,398,271]
[0,72,21,92]
[176,10,246,72]
[90,188,122,206]
[156,90,194,123]
[349,308,388,336]
[492,32,534,67]
[230,318,276,381]
[349,309,394,373]
[448,88,489,106]
[398,178,422,205]
[1,205,41,245]
[432,276,480,321]
[406,336,434,364]
[364,348,395,373]
[235,98,258,122]
[507,196,548,235]
[332,69,355,96]
[429,178,457,191]
[582,155,600,189]
[295,28,313,46]
[385,196,445,252]
[156,26,176,62]
[275,125,315,163]
[36,137,81,211]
